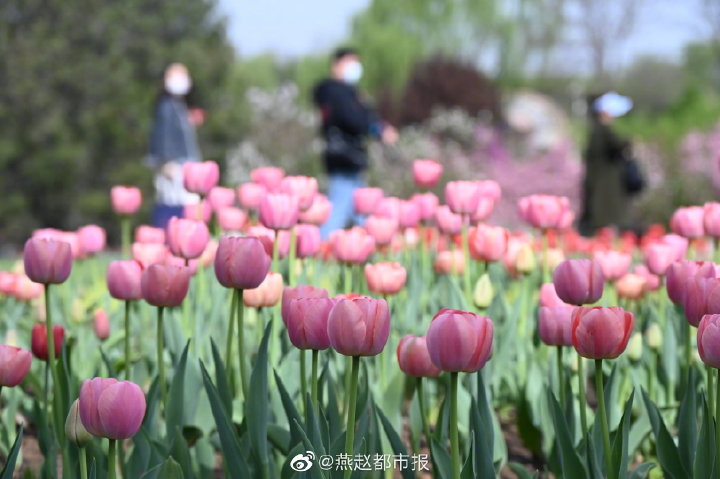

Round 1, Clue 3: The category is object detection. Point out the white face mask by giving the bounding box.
[342,61,363,84]
[165,74,191,96]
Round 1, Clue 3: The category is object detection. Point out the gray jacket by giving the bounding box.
[148,94,200,167]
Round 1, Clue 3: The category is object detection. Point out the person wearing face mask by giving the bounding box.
[147,62,204,229]
[313,47,398,240]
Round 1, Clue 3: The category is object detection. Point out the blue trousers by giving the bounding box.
[320,171,367,240]
[152,204,184,230]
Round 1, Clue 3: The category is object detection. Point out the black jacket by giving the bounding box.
[148,93,200,168]
[312,79,380,173]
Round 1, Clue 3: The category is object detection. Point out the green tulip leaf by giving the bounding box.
[641,389,688,479]
[0,425,23,479]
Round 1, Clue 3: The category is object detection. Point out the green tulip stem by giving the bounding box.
[716,368,720,478]
[272,230,280,276]
[461,221,471,304]
[225,290,237,390]
[44,283,62,457]
[79,447,88,479]
[124,300,131,381]
[236,289,249,399]
[311,349,319,419]
[577,354,588,436]
[595,359,612,475]
[449,372,460,479]
[709,367,715,417]
[121,216,130,259]
[557,346,565,408]
[541,228,550,283]
[108,439,117,479]
[300,349,308,415]
[289,226,297,287]
[344,264,352,294]
[343,356,360,479]
[685,323,693,392]
[157,307,166,409]
[417,377,432,455]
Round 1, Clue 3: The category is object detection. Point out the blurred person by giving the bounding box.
[313,47,397,240]
[147,63,205,229]
[580,91,634,236]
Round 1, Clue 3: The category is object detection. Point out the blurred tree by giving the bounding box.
[0,0,240,244]
[618,56,686,113]
[684,40,720,93]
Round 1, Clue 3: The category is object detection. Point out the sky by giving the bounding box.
[219,0,711,69]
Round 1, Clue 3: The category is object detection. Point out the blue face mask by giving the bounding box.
[342,61,363,84]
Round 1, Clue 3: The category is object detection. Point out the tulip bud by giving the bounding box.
[426,309,494,372]
[79,378,146,439]
[553,259,604,306]
[243,272,283,308]
[515,243,536,274]
[473,273,494,309]
[31,324,65,361]
[396,335,441,377]
[23,238,73,285]
[625,332,643,361]
[645,323,663,350]
[93,309,110,341]
[65,399,92,446]
[0,344,32,387]
[327,297,390,356]
[571,306,634,359]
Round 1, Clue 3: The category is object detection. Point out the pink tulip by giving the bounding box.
[183,161,219,195]
[670,206,705,238]
[286,297,334,350]
[132,243,168,268]
[684,276,720,326]
[107,260,143,301]
[365,215,398,246]
[79,378,146,439]
[280,176,318,211]
[214,236,271,290]
[13,275,44,301]
[281,285,329,325]
[397,335,441,377]
[469,224,508,262]
[93,309,110,341]
[77,225,106,255]
[0,345,32,387]
[295,224,322,258]
[327,297,390,356]
[0,272,17,296]
[412,159,443,188]
[237,182,267,211]
[375,197,402,221]
[299,194,332,225]
[141,264,190,307]
[243,272,283,308]
[471,197,497,222]
[365,262,407,296]
[435,206,463,235]
[165,255,198,275]
[593,250,632,281]
[644,242,681,276]
[540,283,569,308]
[434,250,465,275]
[353,187,384,215]
[518,194,570,229]
[426,309,493,372]
[183,201,212,223]
[661,234,689,260]
[410,193,439,221]
[217,207,248,232]
[571,306,634,359]
[552,259,604,305]
[615,273,647,300]
[666,260,716,305]
[445,181,481,215]
[207,187,236,212]
[31,324,64,361]
[111,186,142,215]
[135,226,166,244]
[251,166,285,191]
[698,314,720,368]
[538,306,574,346]
[331,227,375,264]
[398,200,421,229]
[24,238,73,284]
[704,202,720,237]
[259,193,300,230]
[249,226,290,259]
[633,264,661,291]
[167,217,210,260]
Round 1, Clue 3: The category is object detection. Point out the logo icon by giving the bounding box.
[290,451,315,472]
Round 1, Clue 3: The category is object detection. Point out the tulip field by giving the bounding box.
[4,160,720,479]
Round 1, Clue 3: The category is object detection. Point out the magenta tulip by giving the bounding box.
[704,202,720,238]
[79,377,146,439]
[327,297,390,356]
[538,306,574,346]
[698,314,720,368]
[0,345,32,387]
[141,264,190,307]
[295,224,322,258]
[593,250,632,282]
[666,260,716,305]
[110,186,142,215]
[259,193,300,230]
[281,285,329,325]
[397,335,441,377]
[412,159,443,188]
[445,181,481,215]
[183,161,219,196]
[426,309,493,372]
[286,297,335,350]
[167,217,210,260]
[571,306,634,359]
[670,206,705,238]
[552,259,604,305]
[237,182,268,211]
[107,260,143,301]
[77,225,106,255]
[684,276,720,326]
[24,237,73,284]
[214,236,271,290]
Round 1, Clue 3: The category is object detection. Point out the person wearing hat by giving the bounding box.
[580,91,634,236]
